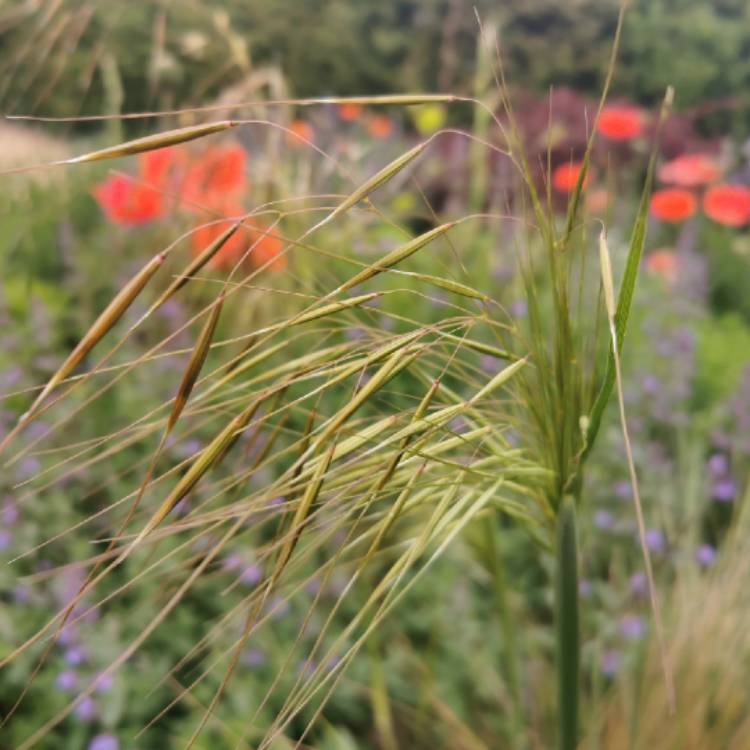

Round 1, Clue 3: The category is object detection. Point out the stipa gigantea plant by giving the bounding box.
[1,26,668,750]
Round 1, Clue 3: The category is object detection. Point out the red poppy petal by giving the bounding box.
[649,189,697,223]
[658,154,721,188]
[140,147,187,186]
[552,161,589,193]
[703,184,750,227]
[93,176,164,225]
[367,115,394,140]
[597,106,645,141]
[338,103,363,122]
[645,249,678,281]
[181,145,248,208]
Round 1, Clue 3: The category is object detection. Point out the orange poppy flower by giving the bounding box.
[650,189,697,223]
[182,145,247,207]
[140,147,187,187]
[367,114,394,140]
[645,248,678,282]
[248,223,286,271]
[338,103,363,122]
[286,119,315,146]
[597,106,645,141]
[192,209,285,272]
[552,161,589,193]
[702,184,750,227]
[658,153,720,188]
[93,175,164,226]
[192,217,244,270]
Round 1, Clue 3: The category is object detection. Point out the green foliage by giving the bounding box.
[3,0,750,125]
[695,313,750,405]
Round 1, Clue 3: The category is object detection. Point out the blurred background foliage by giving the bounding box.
[2,0,750,129]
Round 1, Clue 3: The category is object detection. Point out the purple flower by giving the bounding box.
[614,481,632,500]
[55,670,77,692]
[172,438,203,459]
[644,529,665,554]
[157,298,186,323]
[58,623,79,646]
[594,510,615,530]
[480,355,499,374]
[675,328,695,354]
[619,614,646,641]
[13,584,31,603]
[601,650,621,677]
[2,500,19,525]
[26,421,51,440]
[64,646,86,666]
[1,365,23,387]
[708,454,729,477]
[89,734,119,750]
[74,696,97,722]
[641,375,661,396]
[629,572,648,597]
[510,300,528,318]
[242,649,266,668]
[266,496,285,514]
[712,478,736,503]
[240,563,263,586]
[222,553,244,572]
[578,579,592,598]
[0,529,12,550]
[94,672,114,693]
[174,498,191,516]
[56,568,86,607]
[696,544,717,568]
[17,456,41,480]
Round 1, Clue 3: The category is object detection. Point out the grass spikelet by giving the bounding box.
[1,250,167,453]
[312,346,421,451]
[167,293,224,433]
[402,272,488,300]
[141,222,241,323]
[134,395,262,542]
[295,94,459,107]
[275,441,336,580]
[438,332,515,362]
[337,222,457,294]
[62,120,238,164]
[471,356,527,402]
[262,293,381,334]
[312,140,432,232]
